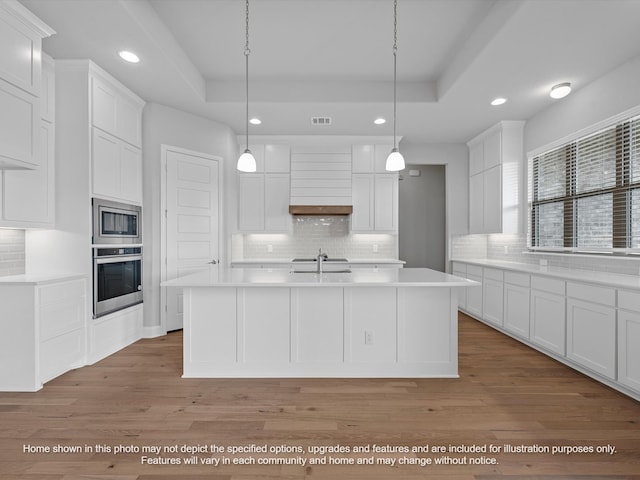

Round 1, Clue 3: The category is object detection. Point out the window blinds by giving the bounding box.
[529,114,640,252]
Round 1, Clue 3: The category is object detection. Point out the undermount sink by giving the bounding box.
[291,269,352,274]
[291,258,349,262]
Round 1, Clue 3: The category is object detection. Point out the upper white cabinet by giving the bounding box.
[0,1,54,170]
[91,75,143,148]
[88,66,144,204]
[352,144,393,173]
[351,173,398,232]
[1,52,55,228]
[238,144,291,232]
[467,121,524,234]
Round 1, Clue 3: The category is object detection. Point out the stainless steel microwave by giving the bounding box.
[92,198,142,245]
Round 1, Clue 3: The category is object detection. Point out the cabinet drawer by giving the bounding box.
[467,265,483,277]
[531,275,565,295]
[618,289,640,313]
[504,271,530,287]
[567,282,615,307]
[39,280,85,306]
[483,267,503,282]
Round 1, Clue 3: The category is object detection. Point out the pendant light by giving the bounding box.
[237,0,257,172]
[386,0,405,172]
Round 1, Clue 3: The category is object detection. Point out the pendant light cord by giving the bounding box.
[244,0,250,150]
[393,0,398,150]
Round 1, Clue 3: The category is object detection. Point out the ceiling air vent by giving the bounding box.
[311,116,332,126]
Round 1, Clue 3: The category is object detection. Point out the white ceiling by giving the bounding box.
[20,0,640,144]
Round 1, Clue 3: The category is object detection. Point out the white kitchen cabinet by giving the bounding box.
[465,265,483,318]
[238,172,291,232]
[265,144,290,173]
[530,276,566,356]
[351,173,398,232]
[618,290,640,393]
[92,128,142,204]
[503,271,530,339]
[0,2,53,170]
[467,121,524,234]
[452,262,467,309]
[482,268,503,327]
[566,282,616,380]
[1,53,55,228]
[352,144,393,173]
[91,75,143,148]
[0,276,87,392]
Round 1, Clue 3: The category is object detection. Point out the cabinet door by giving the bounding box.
[452,263,467,310]
[468,141,484,176]
[465,274,483,318]
[374,174,398,231]
[483,129,502,170]
[92,76,142,147]
[0,81,39,168]
[92,128,120,199]
[264,144,290,173]
[120,143,142,204]
[3,120,54,226]
[530,289,565,355]
[483,165,502,233]
[618,309,640,393]
[0,10,43,96]
[238,174,265,231]
[264,174,290,231]
[504,283,530,338]
[567,298,616,379]
[482,277,503,327]
[469,173,484,233]
[351,174,374,231]
[352,144,374,173]
[374,144,394,172]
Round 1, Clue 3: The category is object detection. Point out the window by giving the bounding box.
[529,115,640,253]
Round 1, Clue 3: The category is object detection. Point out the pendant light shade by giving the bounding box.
[237,0,257,172]
[386,0,404,172]
[237,149,256,172]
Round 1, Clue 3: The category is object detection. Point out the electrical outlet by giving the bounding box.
[365,330,374,345]
[267,244,273,253]
[373,244,378,253]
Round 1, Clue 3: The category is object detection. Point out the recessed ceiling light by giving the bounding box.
[491,97,507,106]
[550,82,571,99]
[118,50,140,64]
[249,118,262,125]
[374,118,386,125]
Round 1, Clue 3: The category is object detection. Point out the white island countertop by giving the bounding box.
[162,266,477,288]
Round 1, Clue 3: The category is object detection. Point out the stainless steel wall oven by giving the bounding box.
[93,247,142,318]
[92,198,142,245]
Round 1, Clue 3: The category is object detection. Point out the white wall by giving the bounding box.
[399,143,469,262]
[141,103,237,333]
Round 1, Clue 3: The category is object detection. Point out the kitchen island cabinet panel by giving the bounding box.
[618,308,640,393]
[292,287,344,363]
[345,287,397,363]
[239,288,290,363]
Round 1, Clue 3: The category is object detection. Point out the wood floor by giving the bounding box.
[1,313,638,479]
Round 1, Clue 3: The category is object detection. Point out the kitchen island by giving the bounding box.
[162,267,476,378]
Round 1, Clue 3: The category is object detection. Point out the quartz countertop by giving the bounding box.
[0,272,87,286]
[452,258,640,291]
[231,258,406,265]
[162,266,476,288]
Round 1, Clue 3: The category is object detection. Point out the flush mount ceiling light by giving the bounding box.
[385,0,405,172]
[550,82,571,99]
[374,117,386,125]
[249,117,262,125]
[491,97,507,106]
[118,50,140,63]
[237,0,257,172]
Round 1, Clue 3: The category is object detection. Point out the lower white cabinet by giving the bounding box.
[503,271,530,338]
[0,276,87,392]
[530,289,565,356]
[482,268,503,327]
[618,290,640,392]
[465,266,483,318]
[452,262,467,310]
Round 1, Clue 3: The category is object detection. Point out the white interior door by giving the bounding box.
[163,146,220,332]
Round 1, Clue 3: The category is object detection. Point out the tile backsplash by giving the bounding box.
[451,233,640,276]
[235,216,397,260]
[0,230,25,277]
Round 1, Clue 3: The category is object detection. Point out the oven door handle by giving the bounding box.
[94,255,142,264]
